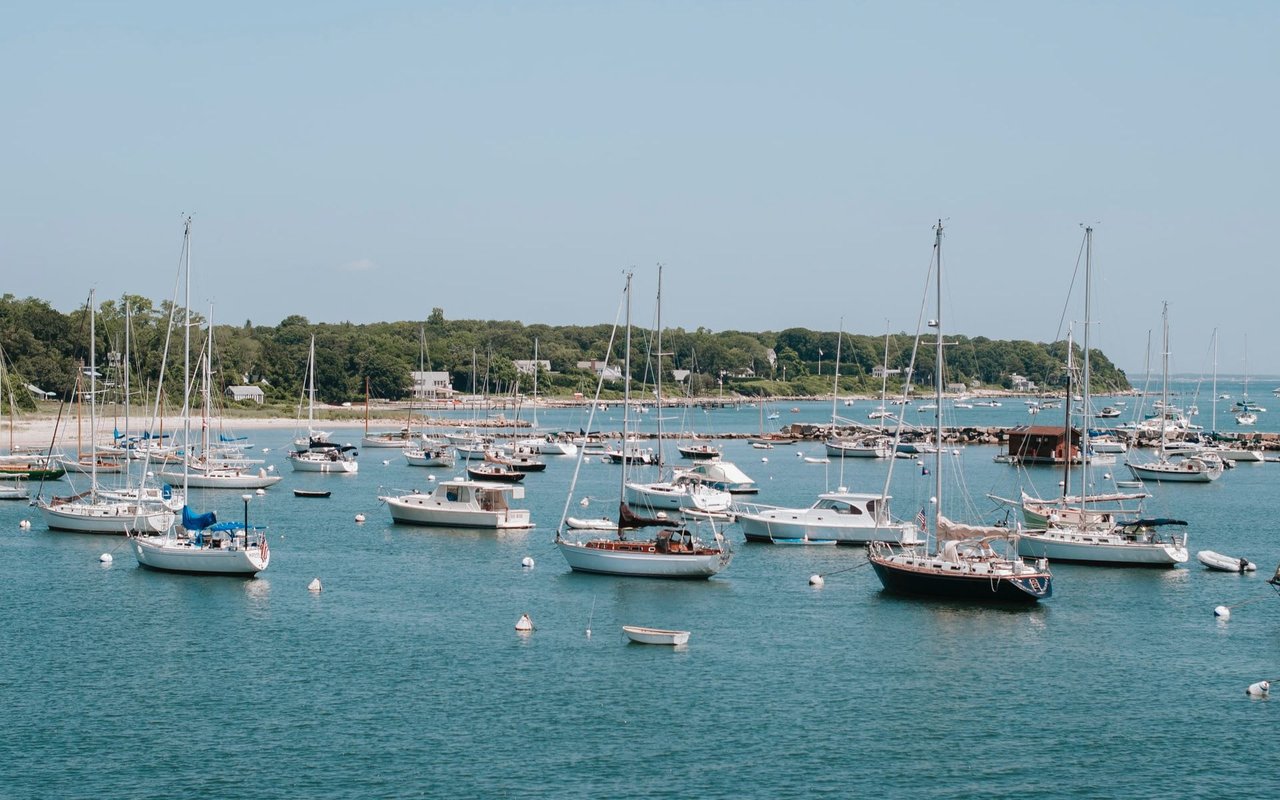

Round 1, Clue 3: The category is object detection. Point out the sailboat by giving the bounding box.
[1126,305,1223,483]
[557,271,732,579]
[824,325,891,459]
[158,314,282,490]
[0,347,30,500]
[623,267,733,517]
[1015,227,1187,566]
[867,221,1052,603]
[516,338,577,456]
[1235,336,1260,425]
[37,290,176,535]
[133,218,270,576]
[402,330,456,468]
[288,335,359,474]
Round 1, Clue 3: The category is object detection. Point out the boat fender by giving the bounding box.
[1214,605,1231,620]
[1246,680,1269,697]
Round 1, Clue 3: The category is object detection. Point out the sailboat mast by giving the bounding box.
[654,265,663,470]
[1079,226,1093,512]
[1211,329,1218,434]
[532,337,539,429]
[308,335,316,432]
[182,217,192,498]
[1061,330,1073,499]
[124,301,131,451]
[89,289,97,499]
[1158,302,1169,459]
[203,308,213,458]
[933,220,944,529]
[619,271,633,506]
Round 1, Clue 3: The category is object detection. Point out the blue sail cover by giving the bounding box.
[182,506,217,531]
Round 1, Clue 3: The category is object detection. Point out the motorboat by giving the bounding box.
[380,479,534,529]
[680,459,757,494]
[735,491,920,545]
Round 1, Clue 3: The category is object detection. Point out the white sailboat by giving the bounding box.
[158,315,282,490]
[557,271,732,579]
[1017,227,1188,566]
[867,221,1052,603]
[1126,305,1223,483]
[624,266,732,517]
[38,290,176,535]
[289,335,359,474]
[132,218,270,576]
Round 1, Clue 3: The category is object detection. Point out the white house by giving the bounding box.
[1010,373,1037,392]
[411,370,454,399]
[225,385,265,404]
[576,360,623,381]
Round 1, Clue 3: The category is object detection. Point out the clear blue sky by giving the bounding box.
[3,1,1276,377]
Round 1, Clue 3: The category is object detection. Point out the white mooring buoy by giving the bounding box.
[99,553,113,564]
[1214,605,1231,620]
[1246,680,1270,697]
[579,497,589,507]
[809,574,825,587]
[355,513,366,523]
[256,488,266,496]
[515,613,534,632]
[521,556,535,569]
[18,519,31,530]
[761,456,768,463]
[308,577,322,593]
[382,459,390,466]
[428,474,436,481]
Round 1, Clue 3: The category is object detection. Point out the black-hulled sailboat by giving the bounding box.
[867,221,1051,603]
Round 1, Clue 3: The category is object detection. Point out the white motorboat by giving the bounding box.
[624,473,732,515]
[736,492,920,545]
[680,460,758,494]
[403,444,455,467]
[380,479,534,529]
[622,626,690,645]
[566,516,619,531]
[1196,550,1256,573]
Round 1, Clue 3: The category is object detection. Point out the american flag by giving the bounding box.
[916,508,928,530]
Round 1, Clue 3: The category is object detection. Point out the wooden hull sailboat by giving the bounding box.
[867,222,1052,604]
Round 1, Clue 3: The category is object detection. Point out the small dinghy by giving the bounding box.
[293,489,332,498]
[803,456,830,464]
[1196,550,1256,573]
[622,625,690,646]
[566,516,619,531]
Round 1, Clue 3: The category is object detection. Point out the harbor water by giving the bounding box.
[2,393,1278,798]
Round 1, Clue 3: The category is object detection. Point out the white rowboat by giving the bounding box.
[622,626,690,645]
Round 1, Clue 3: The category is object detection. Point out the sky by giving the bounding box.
[3,1,1276,377]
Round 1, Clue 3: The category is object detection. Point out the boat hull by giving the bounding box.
[288,455,359,474]
[40,501,175,535]
[622,626,690,645]
[133,535,267,575]
[1126,461,1221,482]
[1017,534,1187,566]
[382,494,533,529]
[159,468,284,489]
[556,540,727,578]
[737,511,917,545]
[869,555,1051,603]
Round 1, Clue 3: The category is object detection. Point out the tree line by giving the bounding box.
[0,293,1131,410]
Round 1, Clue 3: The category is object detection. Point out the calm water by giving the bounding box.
[3,398,1278,799]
